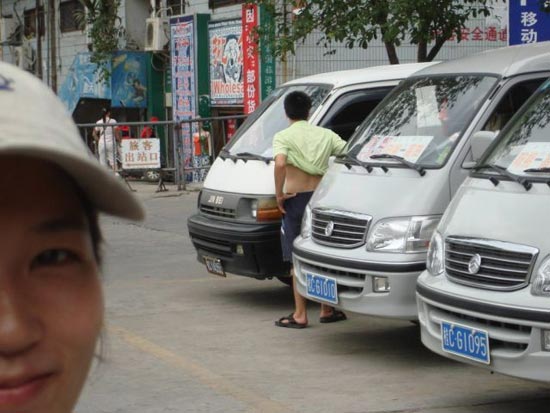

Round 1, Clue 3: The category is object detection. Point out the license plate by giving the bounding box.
[306,273,338,304]
[204,256,225,277]
[441,321,490,364]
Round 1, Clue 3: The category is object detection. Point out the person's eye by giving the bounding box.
[31,249,80,269]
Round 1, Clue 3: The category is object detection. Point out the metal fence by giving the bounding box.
[76,114,247,191]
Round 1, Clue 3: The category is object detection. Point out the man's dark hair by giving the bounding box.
[284,91,312,121]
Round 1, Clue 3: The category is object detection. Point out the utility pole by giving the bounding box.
[36,0,43,79]
[48,0,57,91]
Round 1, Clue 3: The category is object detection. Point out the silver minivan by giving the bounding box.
[293,42,550,319]
[417,76,550,382]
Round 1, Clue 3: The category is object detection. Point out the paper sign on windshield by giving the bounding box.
[416,86,442,128]
[509,142,550,174]
[357,135,433,163]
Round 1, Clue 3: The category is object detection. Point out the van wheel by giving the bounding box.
[276,276,293,287]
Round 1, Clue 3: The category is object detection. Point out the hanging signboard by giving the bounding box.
[242,4,261,114]
[509,0,550,45]
[209,19,244,106]
[260,6,276,100]
[170,15,197,182]
[111,52,148,108]
[121,138,161,169]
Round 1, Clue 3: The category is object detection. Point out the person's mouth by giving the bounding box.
[0,371,55,408]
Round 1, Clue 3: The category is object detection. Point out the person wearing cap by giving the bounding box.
[0,62,143,413]
[93,107,119,169]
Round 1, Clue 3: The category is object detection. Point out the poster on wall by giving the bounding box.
[111,52,148,108]
[170,15,197,183]
[242,4,260,114]
[208,19,244,106]
[59,53,111,114]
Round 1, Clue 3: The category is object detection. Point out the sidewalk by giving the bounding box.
[123,179,203,199]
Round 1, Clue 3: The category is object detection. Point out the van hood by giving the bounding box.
[311,163,451,221]
[203,157,275,195]
[441,177,550,249]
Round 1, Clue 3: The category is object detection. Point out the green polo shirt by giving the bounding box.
[272,121,346,176]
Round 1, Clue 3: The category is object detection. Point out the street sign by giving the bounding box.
[509,0,550,45]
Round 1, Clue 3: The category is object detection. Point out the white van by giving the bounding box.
[187,64,434,281]
[293,42,550,318]
[417,75,550,382]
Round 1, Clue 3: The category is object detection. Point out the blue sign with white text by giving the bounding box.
[509,0,550,45]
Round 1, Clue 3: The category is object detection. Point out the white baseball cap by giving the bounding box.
[0,61,144,220]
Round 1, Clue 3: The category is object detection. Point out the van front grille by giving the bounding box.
[312,209,371,248]
[200,205,237,219]
[445,237,538,291]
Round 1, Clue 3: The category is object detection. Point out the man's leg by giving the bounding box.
[291,267,308,325]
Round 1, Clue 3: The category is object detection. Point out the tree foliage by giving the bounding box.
[75,0,125,81]
[250,0,503,64]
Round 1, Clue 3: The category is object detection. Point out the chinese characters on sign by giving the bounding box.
[242,4,260,115]
[170,15,197,182]
[509,0,550,45]
[260,5,276,100]
[209,19,244,106]
[121,139,161,169]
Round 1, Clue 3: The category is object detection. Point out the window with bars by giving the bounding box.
[208,0,244,9]
[24,7,45,38]
[60,0,85,33]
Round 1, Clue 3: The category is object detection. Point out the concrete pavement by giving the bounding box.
[76,183,550,413]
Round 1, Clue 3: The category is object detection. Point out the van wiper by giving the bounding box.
[369,154,426,177]
[335,153,382,173]
[235,152,272,164]
[524,167,550,173]
[473,163,532,191]
[218,148,238,163]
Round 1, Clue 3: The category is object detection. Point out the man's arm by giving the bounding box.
[274,154,288,213]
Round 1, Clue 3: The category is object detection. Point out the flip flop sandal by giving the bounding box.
[319,310,347,324]
[275,313,307,329]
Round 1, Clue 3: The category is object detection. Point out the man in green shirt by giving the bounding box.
[273,91,347,328]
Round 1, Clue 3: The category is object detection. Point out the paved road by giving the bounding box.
[76,183,550,413]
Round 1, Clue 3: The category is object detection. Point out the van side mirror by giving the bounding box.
[463,131,498,168]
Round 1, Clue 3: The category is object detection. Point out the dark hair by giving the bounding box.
[284,91,312,121]
[101,107,111,123]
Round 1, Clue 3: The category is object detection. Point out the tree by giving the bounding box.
[75,0,126,80]
[250,0,502,64]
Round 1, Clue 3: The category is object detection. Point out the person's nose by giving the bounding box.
[0,274,41,357]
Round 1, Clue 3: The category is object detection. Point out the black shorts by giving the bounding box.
[281,192,313,263]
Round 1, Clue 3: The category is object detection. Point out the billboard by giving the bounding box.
[208,19,244,106]
[509,0,550,45]
[111,52,148,108]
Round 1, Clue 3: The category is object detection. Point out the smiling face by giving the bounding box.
[0,156,103,413]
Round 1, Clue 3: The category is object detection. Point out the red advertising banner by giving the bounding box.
[242,4,260,114]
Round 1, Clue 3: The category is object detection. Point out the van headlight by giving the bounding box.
[366,216,440,253]
[426,232,445,276]
[532,255,550,296]
[300,204,313,239]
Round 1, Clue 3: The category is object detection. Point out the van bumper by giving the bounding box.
[187,213,290,278]
[417,272,550,382]
[292,240,425,320]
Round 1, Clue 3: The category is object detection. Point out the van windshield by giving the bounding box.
[483,81,550,178]
[224,84,331,157]
[347,75,497,168]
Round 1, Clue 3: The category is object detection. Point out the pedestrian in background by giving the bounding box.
[93,107,119,169]
[0,62,144,413]
[273,91,348,328]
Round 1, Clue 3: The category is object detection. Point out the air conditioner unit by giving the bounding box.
[0,17,16,43]
[145,17,168,51]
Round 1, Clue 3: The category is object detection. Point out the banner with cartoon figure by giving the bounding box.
[208,19,244,106]
[111,52,148,108]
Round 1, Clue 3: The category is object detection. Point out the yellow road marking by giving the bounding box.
[108,325,293,413]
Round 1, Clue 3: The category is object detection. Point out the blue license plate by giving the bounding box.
[441,321,490,364]
[306,273,338,304]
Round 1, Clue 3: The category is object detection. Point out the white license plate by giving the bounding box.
[204,256,225,277]
[306,273,338,304]
[441,320,490,364]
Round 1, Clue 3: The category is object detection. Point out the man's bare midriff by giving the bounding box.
[284,164,323,194]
